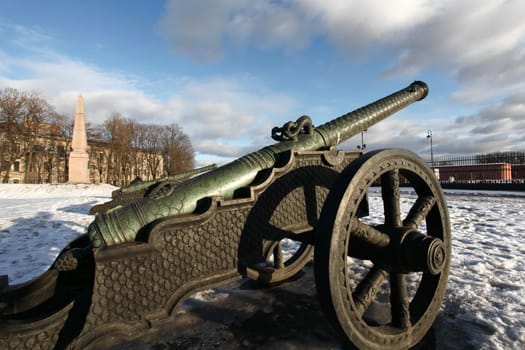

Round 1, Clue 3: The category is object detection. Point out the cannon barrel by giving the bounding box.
[119,163,217,194]
[88,81,428,247]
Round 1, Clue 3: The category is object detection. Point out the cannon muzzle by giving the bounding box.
[315,81,428,146]
[88,81,429,247]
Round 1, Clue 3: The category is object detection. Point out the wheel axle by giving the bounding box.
[399,230,446,275]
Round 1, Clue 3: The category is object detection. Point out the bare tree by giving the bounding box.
[97,118,194,184]
[0,88,30,182]
[22,92,56,183]
[130,121,146,179]
[54,113,74,182]
[0,88,61,183]
[160,124,195,174]
[1,88,195,185]
[143,125,164,178]
[102,113,137,186]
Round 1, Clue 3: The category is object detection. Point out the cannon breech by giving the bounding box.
[120,163,217,194]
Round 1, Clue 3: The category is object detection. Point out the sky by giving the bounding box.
[1,0,525,166]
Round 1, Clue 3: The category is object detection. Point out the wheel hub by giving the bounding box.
[398,229,446,275]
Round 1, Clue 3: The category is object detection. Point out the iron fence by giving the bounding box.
[425,151,525,189]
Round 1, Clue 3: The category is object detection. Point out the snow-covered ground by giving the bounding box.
[0,184,115,282]
[0,184,524,349]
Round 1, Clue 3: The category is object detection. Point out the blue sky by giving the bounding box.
[1,1,524,165]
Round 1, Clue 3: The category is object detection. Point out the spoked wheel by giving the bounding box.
[250,228,314,283]
[243,165,342,284]
[315,149,451,350]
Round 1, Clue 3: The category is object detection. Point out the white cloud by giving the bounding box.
[4,4,525,164]
[0,24,295,161]
[297,0,436,49]
[381,0,525,103]
[159,0,435,61]
[453,92,525,143]
[160,0,525,103]
[194,139,252,159]
[305,0,525,104]
[158,0,312,62]
[227,1,311,51]
[0,53,153,124]
[158,1,233,61]
[342,116,429,152]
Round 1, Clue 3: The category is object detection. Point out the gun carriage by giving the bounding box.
[0,81,450,350]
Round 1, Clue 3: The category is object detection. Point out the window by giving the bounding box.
[13,161,20,172]
[57,145,66,159]
[32,144,44,152]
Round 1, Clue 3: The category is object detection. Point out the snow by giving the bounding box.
[1,184,524,349]
[0,184,115,282]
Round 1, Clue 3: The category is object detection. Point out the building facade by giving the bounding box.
[0,132,164,185]
[435,163,513,183]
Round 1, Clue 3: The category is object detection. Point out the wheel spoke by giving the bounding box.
[350,217,390,248]
[390,273,411,329]
[353,267,388,316]
[381,169,401,228]
[272,242,285,269]
[266,224,314,243]
[403,195,436,229]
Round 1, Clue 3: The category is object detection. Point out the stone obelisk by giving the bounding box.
[68,95,90,183]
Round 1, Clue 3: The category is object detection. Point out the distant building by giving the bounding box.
[436,163,513,183]
[512,164,525,180]
[0,97,163,185]
[428,151,525,186]
[0,130,163,185]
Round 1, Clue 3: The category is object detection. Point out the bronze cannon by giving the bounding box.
[0,81,451,350]
[88,164,217,215]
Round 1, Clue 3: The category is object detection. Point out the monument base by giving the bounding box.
[68,151,90,183]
